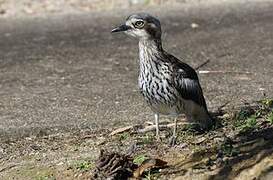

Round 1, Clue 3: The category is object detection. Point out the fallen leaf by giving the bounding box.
[133,158,168,178]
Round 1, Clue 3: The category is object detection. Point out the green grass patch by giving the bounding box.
[220,140,239,157]
[73,160,94,171]
[118,132,130,141]
[133,154,148,165]
[143,169,160,180]
[36,174,56,180]
[237,115,257,133]
[260,98,273,107]
[266,111,273,124]
[142,134,154,144]
[232,98,273,133]
[137,134,154,145]
[235,109,253,122]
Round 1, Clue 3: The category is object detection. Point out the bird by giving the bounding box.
[111,13,213,145]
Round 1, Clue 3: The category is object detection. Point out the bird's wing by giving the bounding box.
[166,53,208,108]
[174,70,207,108]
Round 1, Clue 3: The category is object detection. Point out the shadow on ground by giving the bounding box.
[167,101,273,180]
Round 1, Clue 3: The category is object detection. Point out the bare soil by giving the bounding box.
[0,0,273,179]
[1,101,273,179]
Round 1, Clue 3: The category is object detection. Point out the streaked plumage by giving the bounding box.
[112,13,213,145]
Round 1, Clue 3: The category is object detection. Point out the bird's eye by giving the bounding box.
[134,20,144,28]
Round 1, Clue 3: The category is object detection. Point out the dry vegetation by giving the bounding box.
[1,99,273,179]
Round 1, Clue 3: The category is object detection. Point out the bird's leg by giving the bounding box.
[154,113,160,140]
[169,117,178,146]
[173,117,177,136]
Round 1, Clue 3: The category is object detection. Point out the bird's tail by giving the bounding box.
[186,105,215,131]
[198,112,215,131]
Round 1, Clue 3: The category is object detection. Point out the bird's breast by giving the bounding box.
[138,62,181,115]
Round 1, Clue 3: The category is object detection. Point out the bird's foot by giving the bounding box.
[168,136,177,147]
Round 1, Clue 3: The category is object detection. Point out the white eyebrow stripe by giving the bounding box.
[126,18,145,28]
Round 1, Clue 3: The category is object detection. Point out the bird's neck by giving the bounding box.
[139,38,163,54]
[138,38,163,64]
[138,38,164,76]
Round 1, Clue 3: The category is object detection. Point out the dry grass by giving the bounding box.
[0,99,273,179]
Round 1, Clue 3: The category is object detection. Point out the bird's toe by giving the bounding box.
[168,136,177,147]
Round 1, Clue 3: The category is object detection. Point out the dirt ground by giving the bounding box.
[1,100,273,179]
[0,0,273,179]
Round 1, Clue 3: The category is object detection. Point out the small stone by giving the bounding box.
[191,23,199,29]
[194,137,206,144]
[176,143,188,149]
[30,144,41,151]
[222,113,231,119]
[57,162,64,166]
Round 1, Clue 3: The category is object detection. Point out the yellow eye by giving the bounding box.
[134,20,144,28]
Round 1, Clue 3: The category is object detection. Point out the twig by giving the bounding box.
[198,70,253,74]
[110,125,134,136]
[110,122,188,136]
[195,59,210,70]
[0,164,17,172]
[217,101,231,111]
[137,122,187,133]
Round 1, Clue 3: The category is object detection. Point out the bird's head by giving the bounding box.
[111,13,161,40]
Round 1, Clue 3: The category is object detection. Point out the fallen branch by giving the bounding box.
[110,122,188,136]
[110,125,135,136]
[137,122,188,134]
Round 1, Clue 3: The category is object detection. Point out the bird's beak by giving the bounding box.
[111,24,131,33]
